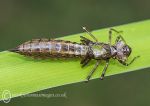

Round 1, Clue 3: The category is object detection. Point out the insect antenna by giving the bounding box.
[110,28,123,34]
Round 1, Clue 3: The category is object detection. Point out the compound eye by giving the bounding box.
[123,46,131,56]
[123,51,127,55]
[123,48,127,54]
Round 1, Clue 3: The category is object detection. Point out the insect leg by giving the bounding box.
[81,58,91,67]
[100,60,109,80]
[119,56,140,66]
[80,36,93,45]
[86,60,100,82]
[108,29,112,45]
[115,35,126,44]
[82,26,98,42]
[109,28,126,43]
[81,53,89,64]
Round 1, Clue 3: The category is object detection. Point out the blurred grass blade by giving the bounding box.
[0,20,150,100]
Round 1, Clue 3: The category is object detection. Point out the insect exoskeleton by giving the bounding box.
[10,38,89,58]
[9,27,139,82]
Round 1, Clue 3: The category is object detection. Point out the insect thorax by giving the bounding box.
[90,44,112,59]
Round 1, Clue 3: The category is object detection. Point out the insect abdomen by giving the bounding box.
[14,39,89,58]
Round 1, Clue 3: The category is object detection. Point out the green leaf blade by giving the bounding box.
[0,20,150,99]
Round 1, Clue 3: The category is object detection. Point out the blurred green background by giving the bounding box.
[0,0,150,106]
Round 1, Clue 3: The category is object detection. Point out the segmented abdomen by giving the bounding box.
[16,39,89,58]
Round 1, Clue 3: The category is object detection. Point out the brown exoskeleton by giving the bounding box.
[80,27,139,81]
[9,27,139,82]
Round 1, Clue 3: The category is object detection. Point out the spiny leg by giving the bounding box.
[82,26,98,42]
[81,56,87,64]
[86,60,100,82]
[109,28,126,44]
[82,27,102,51]
[100,60,109,80]
[81,58,91,67]
[115,35,126,44]
[108,29,112,45]
[81,54,88,64]
[119,56,140,66]
[80,36,93,45]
